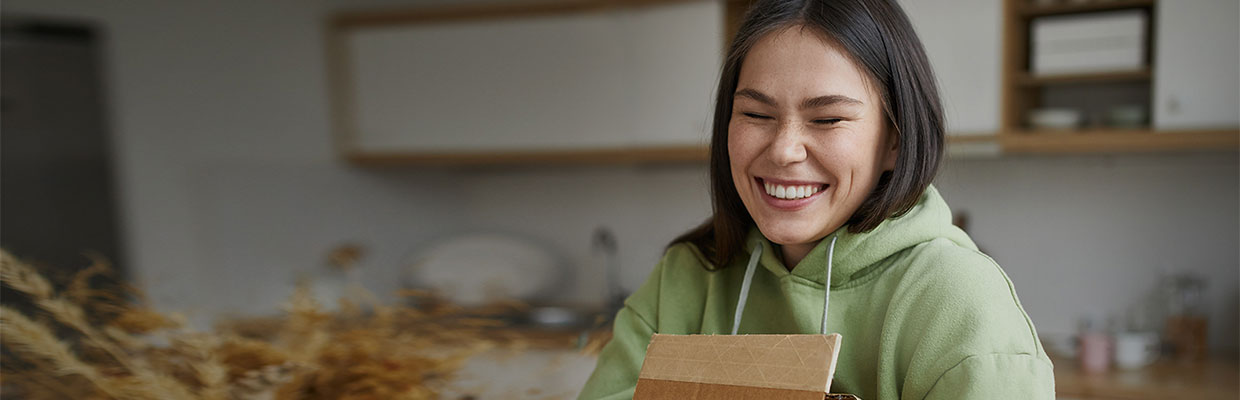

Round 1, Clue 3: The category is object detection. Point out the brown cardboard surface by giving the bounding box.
[633,378,826,400]
[634,333,842,397]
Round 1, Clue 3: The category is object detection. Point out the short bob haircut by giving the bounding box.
[672,0,945,269]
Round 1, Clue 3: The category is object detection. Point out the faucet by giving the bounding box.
[592,227,625,313]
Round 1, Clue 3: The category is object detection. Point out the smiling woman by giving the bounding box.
[727,26,899,266]
[579,0,1054,399]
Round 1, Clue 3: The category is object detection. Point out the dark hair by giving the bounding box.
[672,0,945,269]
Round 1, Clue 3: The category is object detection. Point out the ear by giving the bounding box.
[881,124,899,171]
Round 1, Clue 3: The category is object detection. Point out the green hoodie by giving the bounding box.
[578,186,1054,399]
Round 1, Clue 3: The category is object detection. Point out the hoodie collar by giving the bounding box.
[742,185,975,287]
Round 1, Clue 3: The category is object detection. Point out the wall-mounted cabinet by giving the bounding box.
[328,0,1237,166]
[898,0,1004,137]
[1151,0,1240,130]
[328,0,722,165]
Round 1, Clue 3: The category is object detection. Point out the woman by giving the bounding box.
[579,0,1054,399]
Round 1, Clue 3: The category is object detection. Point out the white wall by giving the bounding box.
[5,0,1236,355]
[3,0,467,321]
[937,152,1239,355]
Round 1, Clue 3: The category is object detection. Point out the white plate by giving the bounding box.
[408,233,559,307]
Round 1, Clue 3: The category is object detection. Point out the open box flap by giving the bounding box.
[633,333,843,399]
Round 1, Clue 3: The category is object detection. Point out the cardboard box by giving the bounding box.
[1031,10,1147,76]
[633,333,858,400]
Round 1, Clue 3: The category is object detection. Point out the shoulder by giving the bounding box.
[894,238,1022,311]
[883,239,1053,397]
[662,241,716,271]
[885,238,1047,365]
[645,242,719,298]
[893,238,1037,331]
[623,242,717,324]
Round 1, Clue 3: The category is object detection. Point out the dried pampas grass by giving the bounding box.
[1,250,597,399]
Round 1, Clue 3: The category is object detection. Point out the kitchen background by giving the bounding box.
[2,0,1237,398]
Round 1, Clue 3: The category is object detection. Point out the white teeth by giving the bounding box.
[763,182,823,200]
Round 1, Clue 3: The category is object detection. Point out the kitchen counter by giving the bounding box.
[218,311,612,350]
[1052,356,1239,400]
[445,348,598,399]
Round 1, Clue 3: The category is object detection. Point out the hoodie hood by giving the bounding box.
[743,184,975,288]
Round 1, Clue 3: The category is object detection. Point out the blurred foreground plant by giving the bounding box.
[0,250,539,400]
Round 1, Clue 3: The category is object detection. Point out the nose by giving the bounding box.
[768,122,808,166]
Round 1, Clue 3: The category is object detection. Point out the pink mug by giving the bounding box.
[1078,332,1111,373]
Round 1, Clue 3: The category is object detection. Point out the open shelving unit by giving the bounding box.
[998,0,1238,154]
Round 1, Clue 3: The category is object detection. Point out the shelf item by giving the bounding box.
[1027,108,1083,130]
[1030,9,1148,76]
[1017,69,1151,86]
[1105,105,1147,128]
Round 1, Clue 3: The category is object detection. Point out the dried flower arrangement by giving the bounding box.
[0,250,593,399]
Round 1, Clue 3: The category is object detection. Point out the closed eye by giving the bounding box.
[742,112,773,120]
[812,118,842,125]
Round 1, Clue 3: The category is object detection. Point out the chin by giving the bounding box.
[755,219,827,247]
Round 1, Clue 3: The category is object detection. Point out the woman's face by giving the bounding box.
[728,26,897,262]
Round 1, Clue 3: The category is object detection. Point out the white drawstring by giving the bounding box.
[821,235,838,335]
[731,234,839,335]
[731,244,762,335]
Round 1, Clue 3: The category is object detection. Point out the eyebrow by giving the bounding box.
[734,88,864,109]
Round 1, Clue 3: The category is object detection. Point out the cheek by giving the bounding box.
[727,124,763,194]
[726,125,749,173]
[727,122,763,165]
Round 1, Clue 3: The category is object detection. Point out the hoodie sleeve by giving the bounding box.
[576,257,663,400]
[922,353,1055,400]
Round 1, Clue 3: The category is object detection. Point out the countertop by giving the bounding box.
[1052,356,1239,400]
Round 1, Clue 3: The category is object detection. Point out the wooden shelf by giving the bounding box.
[1017,69,1151,86]
[345,145,710,166]
[341,130,1237,166]
[1000,129,1240,154]
[1020,0,1154,18]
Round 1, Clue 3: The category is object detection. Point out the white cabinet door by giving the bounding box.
[900,0,1003,136]
[347,11,633,153]
[626,0,722,147]
[342,0,723,154]
[1153,0,1240,130]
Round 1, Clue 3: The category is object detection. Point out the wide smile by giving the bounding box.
[754,177,829,210]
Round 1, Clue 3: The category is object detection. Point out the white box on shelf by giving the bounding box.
[1031,9,1148,76]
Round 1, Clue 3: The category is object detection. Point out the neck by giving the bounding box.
[779,241,818,270]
